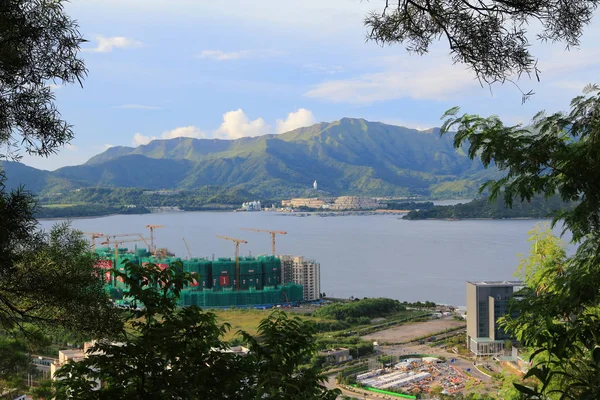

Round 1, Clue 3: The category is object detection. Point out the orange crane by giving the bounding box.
[102,233,151,252]
[146,225,163,253]
[83,232,104,251]
[241,228,287,255]
[216,235,247,290]
[100,236,150,267]
[182,237,192,258]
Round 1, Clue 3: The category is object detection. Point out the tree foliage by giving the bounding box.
[404,194,573,220]
[314,298,405,322]
[365,0,597,89]
[0,0,86,159]
[54,261,339,400]
[441,86,600,398]
[0,177,119,336]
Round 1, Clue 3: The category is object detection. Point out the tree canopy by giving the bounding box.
[0,0,86,160]
[442,85,600,398]
[365,0,598,88]
[54,261,339,400]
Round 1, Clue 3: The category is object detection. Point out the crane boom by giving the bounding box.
[182,237,192,258]
[241,228,287,255]
[83,232,104,251]
[216,235,248,290]
[146,225,164,253]
[99,237,150,266]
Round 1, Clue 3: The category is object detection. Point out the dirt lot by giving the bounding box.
[361,317,465,343]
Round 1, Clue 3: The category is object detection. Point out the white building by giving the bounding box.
[279,255,321,301]
[241,200,261,211]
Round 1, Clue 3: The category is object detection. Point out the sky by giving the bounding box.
[20,0,600,170]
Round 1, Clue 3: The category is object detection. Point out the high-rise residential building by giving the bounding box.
[279,255,321,301]
[466,280,523,356]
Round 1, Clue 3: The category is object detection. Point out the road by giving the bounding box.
[325,374,395,400]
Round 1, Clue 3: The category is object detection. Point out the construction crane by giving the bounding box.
[241,228,287,255]
[182,237,192,258]
[83,232,104,251]
[146,225,163,253]
[216,235,247,290]
[100,236,151,267]
[102,233,151,252]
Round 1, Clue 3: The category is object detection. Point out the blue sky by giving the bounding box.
[21,0,600,170]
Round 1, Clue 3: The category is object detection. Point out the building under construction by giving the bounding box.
[95,247,304,308]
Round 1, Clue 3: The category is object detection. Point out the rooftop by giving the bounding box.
[467,280,523,287]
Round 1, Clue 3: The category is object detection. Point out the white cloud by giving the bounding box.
[276,108,316,133]
[304,63,344,74]
[161,126,206,139]
[47,83,61,90]
[132,133,156,146]
[197,49,286,61]
[84,36,143,53]
[305,57,478,104]
[198,50,251,61]
[116,104,162,110]
[132,126,206,146]
[103,144,115,150]
[65,143,77,151]
[215,109,271,139]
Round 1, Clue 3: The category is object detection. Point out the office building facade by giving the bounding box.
[466,281,523,356]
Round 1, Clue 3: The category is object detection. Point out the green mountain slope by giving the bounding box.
[1,118,497,198]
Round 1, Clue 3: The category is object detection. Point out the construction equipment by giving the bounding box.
[216,235,248,290]
[83,232,104,251]
[146,225,163,253]
[182,237,192,258]
[102,233,151,252]
[100,236,151,267]
[241,228,287,255]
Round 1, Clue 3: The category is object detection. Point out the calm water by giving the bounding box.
[39,212,569,306]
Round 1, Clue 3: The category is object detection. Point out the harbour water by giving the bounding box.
[38,212,570,306]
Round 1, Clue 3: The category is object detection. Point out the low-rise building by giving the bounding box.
[241,200,261,211]
[279,255,321,301]
[320,348,350,364]
[285,197,335,209]
[330,196,380,210]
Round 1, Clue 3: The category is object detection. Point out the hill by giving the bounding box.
[403,195,574,220]
[0,118,496,199]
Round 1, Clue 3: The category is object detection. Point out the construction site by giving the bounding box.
[357,356,470,396]
[86,226,309,308]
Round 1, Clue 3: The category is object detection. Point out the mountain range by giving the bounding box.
[1,118,495,199]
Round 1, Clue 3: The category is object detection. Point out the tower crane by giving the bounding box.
[83,232,104,251]
[182,237,192,258]
[216,235,247,290]
[102,233,151,252]
[146,225,163,253]
[241,228,287,255]
[100,236,151,267]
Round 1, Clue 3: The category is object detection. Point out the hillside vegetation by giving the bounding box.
[1,118,494,199]
[404,195,574,220]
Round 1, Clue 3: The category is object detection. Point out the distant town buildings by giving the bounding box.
[279,255,321,301]
[241,200,261,211]
[281,197,334,209]
[466,280,523,356]
[280,196,386,211]
[330,196,381,210]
